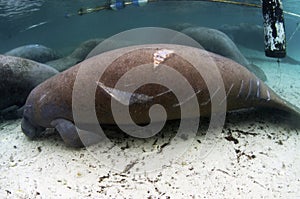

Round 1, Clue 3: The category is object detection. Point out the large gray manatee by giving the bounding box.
[21,44,299,147]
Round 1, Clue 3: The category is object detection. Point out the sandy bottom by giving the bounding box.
[0,47,300,198]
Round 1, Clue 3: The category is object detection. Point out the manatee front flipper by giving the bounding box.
[51,119,84,147]
[51,119,101,147]
[16,106,25,117]
[0,105,23,120]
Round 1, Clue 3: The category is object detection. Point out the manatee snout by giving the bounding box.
[21,105,45,139]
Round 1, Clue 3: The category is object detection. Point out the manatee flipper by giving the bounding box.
[0,105,23,119]
[51,119,101,147]
[247,64,267,81]
[51,119,84,147]
[16,106,25,117]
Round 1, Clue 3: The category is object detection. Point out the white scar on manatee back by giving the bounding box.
[153,49,174,68]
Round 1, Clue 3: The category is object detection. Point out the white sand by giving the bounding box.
[1,47,300,198]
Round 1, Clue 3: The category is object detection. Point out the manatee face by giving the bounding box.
[21,104,45,138]
[21,117,45,139]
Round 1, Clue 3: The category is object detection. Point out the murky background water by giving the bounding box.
[0,0,299,56]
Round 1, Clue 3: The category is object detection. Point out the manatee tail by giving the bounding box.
[264,88,300,122]
[273,100,300,128]
[276,99,300,117]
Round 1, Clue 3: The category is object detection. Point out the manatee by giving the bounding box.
[5,44,60,63]
[46,38,103,71]
[21,44,300,147]
[218,23,264,51]
[0,55,58,119]
[181,27,267,81]
[219,23,300,65]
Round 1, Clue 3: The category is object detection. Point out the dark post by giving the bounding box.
[262,0,286,58]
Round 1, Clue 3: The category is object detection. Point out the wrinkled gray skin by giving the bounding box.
[219,23,300,65]
[5,44,60,63]
[0,55,58,119]
[181,27,267,81]
[46,38,103,71]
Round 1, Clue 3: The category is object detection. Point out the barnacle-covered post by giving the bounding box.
[262,0,286,58]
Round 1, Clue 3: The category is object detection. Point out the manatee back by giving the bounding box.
[5,44,60,63]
